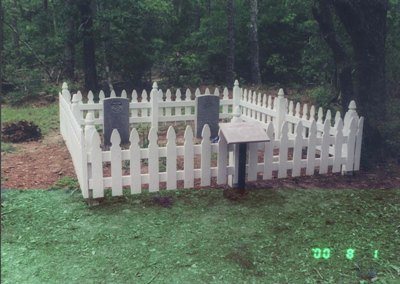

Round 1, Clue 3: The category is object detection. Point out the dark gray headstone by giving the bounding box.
[195,95,220,139]
[103,98,130,146]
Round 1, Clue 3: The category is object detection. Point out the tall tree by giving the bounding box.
[226,0,235,86]
[64,0,76,80]
[79,0,98,92]
[314,0,389,164]
[249,0,261,84]
[0,0,3,95]
[312,0,354,108]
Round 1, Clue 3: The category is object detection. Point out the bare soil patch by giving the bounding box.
[1,132,76,189]
[1,131,400,190]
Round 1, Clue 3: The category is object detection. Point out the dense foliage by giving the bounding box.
[1,0,399,163]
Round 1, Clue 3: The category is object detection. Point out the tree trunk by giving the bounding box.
[64,0,76,80]
[79,0,98,92]
[226,0,235,87]
[0,0,3,95]
[332,0,388,164]
[312,0,354,108]
[249,0,261,84]
[11,0,20,58]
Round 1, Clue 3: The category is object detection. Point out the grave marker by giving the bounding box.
[195,95,220,139]
[103,97,129,146]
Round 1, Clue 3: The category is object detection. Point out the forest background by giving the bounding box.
[1,0,399,167]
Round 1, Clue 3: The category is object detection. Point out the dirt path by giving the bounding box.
[1,132,400,190]
[1,132,76,189]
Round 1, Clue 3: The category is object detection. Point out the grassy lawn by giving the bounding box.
[1,187,399,284]
[1,104,59,135]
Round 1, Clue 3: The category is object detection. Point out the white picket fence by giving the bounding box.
[59,81,364,199]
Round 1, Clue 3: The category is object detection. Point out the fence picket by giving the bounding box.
[292,121,303,177]
[332,118,344,173]
[278,122,289,178]
[184,126,194,188]
[319,119,331,174]
[185,89,192,116]
[129,128,141,194]
[201,124,211,186]
[217,129,228,184]
[89,130,104,198]
[175,89,182,116]
[148,127,159,192]
[263,123,274,179]
[110,130,123,196]
[166,126,177,190]
[306,120,317,175]
[354,117,364,171]
[344,118,358,173]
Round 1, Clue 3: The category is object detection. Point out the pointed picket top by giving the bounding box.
[110,129,121,146]
[152,81,158,90]
[266,122,275,140]
[141,90,149,102]
[110,90,116,98]
[85,112,95,125]
[201,124,211,139]
[205,87,210,95]
[323,117,331,134]
[348,100,357,111]
[184,125,194,140]
[148,127,158,145]
[62,82,68,90]
[195,88,201,97]
[295,121,304,136]
[185,89,192,101]
[129,128,140,145]
[302,104,308,120]
[317,107,324,124]
[288,101,294,115]
[262,94,267,107]
[280,122,289,139]
[121,90,127,99]
[278,88,284,98]
[335,111,341,125]
[157,89,163,101]
[176,89,182,101]
[243,89,247,101]
[167,125,176,141]
[310,105,316,121]
[334,117,344,132]
[251,91,256,103]
[223,87,229,99]
[309,120,317,136]
[326,109,332,122]
[72,92,82,104]
[267,95,273,108]
[214,88,220,97]
[166,89,172,101]
[234,79,239,87]
[295,102,301,118]
[89,128,101,149]
[88,91,94,104]
[131,90,138,102]
[257,92,262,105]
[99,90,105,101]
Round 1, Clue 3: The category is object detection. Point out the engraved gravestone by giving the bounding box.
[195,95,220,139]
[103,97,129,146]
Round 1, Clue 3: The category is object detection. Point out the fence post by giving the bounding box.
[62,82,71,102]
[151,82,159,131]
[344,100,358,133]
[228,106,241,187]
[274,88,286,138]
[233,80,241,114]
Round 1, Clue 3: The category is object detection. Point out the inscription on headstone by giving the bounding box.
[195,95,220,139]
[103,97,130,146]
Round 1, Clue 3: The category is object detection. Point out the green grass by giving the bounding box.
[1,104,59,135]
[1,143,17,153]
[1,188,399,283]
